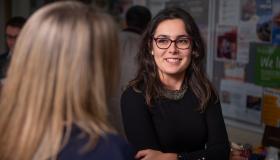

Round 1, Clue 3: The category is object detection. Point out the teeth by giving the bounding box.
[166,58,180,63]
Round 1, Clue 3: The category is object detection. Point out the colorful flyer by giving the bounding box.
[255,0,273,42]
[262,88,280,127]
[220,79,263,125]
[254,44,280,87]
[216,25,238,61]
[272,0,280,44]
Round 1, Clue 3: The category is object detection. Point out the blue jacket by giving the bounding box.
[59,127,135,160]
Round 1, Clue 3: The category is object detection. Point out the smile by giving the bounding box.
[164,58,182,63]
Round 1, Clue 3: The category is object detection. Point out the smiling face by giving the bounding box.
[152,18,192,82]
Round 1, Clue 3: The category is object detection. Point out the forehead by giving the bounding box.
[154,19,187,37]
[6,26,21,35]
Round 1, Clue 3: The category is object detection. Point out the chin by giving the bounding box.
[164,69,185,76]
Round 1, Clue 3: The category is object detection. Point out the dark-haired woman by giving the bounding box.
[121,7,230,160]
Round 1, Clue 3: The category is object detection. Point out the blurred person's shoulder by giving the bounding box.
[0,52,9,60]
[119,28,142,41]
[59,126,135,160]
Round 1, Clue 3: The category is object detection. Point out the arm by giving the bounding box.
[121,87,160,151]
[135,149,177,160]
[203,100,230,160]
[174,100,230,160]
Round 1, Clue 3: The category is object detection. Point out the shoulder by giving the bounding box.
[121,86,148,115]
[204,97,222,115]
[102,134,131,149]
[121,86,144,102]
[95,134,135,159]
[0,52,9,59]
[119,30,141,41]
[0,52,9,63]
[59,130,134,160]
[0,52,10,65]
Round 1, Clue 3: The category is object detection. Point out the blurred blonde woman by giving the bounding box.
[0,1,134,160]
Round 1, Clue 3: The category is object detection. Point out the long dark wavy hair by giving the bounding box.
[129,7,217,111]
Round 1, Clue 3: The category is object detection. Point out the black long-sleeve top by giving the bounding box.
[121,86,230,160]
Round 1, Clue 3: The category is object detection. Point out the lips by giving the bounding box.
[164,58,182,63]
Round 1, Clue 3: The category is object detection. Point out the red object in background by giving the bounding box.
[241,144,253,158]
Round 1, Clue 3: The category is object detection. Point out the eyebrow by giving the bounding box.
[154,34,190,39]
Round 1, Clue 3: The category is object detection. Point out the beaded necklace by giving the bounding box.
[160,84,188,100]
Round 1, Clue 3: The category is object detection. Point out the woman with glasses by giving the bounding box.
[121,7,230,160]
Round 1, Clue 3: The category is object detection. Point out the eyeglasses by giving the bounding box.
[153,36,192,50]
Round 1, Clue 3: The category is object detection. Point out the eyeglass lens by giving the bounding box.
[154,37,191,49]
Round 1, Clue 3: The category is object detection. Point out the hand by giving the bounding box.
[135,149,177,160]
[230,142,248,160]
[230,149,248,160]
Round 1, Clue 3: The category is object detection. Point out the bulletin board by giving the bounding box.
[211,0,280,132]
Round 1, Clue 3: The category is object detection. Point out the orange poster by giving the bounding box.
[262,88,280,127]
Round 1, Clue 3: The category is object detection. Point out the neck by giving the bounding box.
[159,72,186,91]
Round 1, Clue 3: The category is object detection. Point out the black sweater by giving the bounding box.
[121,86,230,160]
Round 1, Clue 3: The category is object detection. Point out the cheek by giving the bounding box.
[152,43,161,55]
[183,53,192,66]
[153,48,165,60]
[184,49,192,55]
[153,53,165,71]
[153,54,162,67]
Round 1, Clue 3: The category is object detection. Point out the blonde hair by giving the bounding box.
[0,1,119,160]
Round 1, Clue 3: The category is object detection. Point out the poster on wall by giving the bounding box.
[216,25,238,62]
[238,0,259,61]
[236,41,250,63]
[272,0,280,44]
[252,43,280,87]
[262,88,280,127]
[239,0,259,41]
[224,62,246,81]
[220,79,263,125]
[255,0,272,42]
[218,0,240,25]
[238,0,273,63]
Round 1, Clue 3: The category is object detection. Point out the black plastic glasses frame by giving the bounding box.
[153,37,192,50]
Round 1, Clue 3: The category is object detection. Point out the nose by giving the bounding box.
[168,41,178,54]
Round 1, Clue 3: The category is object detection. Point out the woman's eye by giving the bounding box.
[157,39,169,44]
[177,39,189,44]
